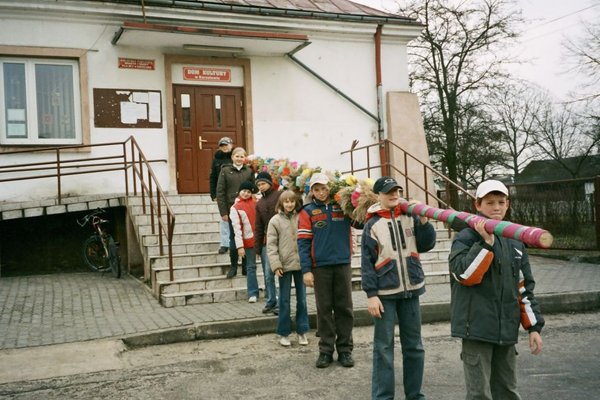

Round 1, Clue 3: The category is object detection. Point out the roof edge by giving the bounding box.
[98,0,421,26]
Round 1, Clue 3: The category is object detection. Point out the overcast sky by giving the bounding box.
[352,0,599,100]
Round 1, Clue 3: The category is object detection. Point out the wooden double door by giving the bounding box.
[174,85,244,194]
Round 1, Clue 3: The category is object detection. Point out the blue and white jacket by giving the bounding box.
[361,203,436,298]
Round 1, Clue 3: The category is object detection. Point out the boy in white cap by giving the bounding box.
[298,172,356,369]
[449,179,544,400]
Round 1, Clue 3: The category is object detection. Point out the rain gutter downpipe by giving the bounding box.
[375,24,384,141]
[375,24,389,175]
[286,43,380,123]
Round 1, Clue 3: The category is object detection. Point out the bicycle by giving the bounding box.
[77,208,121,278]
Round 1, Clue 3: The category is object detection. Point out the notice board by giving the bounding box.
[93,88,162,128]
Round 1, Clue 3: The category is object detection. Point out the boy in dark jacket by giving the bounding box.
[254,171,280,314]
[210,137,233,254]
[449,180,544,400]
[298,173,356,369]
[361,176,436,400]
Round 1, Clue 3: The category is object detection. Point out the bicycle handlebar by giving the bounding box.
[77,208,106,227]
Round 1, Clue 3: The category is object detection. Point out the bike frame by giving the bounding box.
[90,215,110,259]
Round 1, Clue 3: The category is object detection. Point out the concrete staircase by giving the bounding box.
[127,194,452,307]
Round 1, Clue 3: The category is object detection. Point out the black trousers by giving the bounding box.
[312,264,354,355]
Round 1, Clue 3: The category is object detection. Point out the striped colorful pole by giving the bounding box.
[400,201,553,249]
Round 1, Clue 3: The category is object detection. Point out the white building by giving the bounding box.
[0,0,430,201]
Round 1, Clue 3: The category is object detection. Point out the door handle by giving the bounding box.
[198,136,208,150]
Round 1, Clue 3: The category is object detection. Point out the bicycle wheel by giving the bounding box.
[83,235,107,272]
[107,236,121,278]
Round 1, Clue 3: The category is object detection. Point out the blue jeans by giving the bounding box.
[244,248,259,298]
[277,270,309,336]
[219,220,230,247]
[260,247,277,308]
[372,296,425,400]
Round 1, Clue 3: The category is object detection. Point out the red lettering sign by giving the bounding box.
[118,58,155,70]
[183,67,231,82]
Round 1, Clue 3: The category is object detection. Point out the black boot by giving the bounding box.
[226,267,237,278]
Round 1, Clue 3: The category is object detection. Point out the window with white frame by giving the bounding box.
[0,58,82,145]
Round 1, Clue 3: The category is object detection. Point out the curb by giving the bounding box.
[121,290,600,348]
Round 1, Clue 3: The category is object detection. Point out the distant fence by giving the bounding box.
[507,177,599,250]
[438,176,600,250]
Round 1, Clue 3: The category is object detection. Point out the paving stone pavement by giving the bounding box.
[0,256,598,350]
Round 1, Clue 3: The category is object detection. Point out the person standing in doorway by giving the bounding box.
[216,147,254,278]
[361,176,436,400]
[210,137,233,255]
[254,171,280,315]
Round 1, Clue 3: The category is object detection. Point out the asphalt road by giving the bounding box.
[0,311,599,399]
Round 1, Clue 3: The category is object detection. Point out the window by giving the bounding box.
[0,58,82,145]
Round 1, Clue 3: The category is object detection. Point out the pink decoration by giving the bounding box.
[351,189,361,208]
[400,201,553,249]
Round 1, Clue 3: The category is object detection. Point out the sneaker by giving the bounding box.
[248,296,257,303]
[338,352,354,368]
[297,333,308,346]
[316,353,333,368]
[279,336,291,347]
[272,307,279,316]
[218,246,229,254]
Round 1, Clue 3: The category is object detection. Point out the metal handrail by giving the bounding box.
[128,137,176,281]
[0,137,176,281]
[340,139,475,209]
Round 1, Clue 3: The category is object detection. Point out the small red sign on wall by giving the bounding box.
[118,58,155,70]
[183,67,231,82]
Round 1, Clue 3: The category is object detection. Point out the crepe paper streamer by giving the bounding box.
[400,201,554,249]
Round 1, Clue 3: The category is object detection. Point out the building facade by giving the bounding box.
[0,0,425,202]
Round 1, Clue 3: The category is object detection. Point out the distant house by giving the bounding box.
[517,154,600,184]
[514,154,600,200]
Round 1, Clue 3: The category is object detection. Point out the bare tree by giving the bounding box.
[563,7,600,107]
[455,101,507,185]
[423,97,507,208]
[485,80,544,178]
[532,102,600,178]
[402,0,522,207]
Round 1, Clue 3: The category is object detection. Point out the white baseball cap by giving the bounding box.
[475,180,509,199]
[309,173,330,189]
